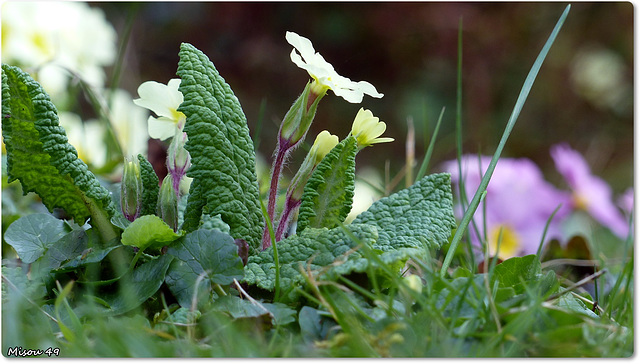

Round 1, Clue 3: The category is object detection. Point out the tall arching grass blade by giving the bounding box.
[440,5,571,277]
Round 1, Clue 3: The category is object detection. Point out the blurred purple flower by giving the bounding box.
[442,155,570,260]
[550,143,630,239]
[617,187,634,217]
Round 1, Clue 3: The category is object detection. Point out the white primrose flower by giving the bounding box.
[107,89,149,158]
[58,112,107,168]
[2,2,117,100]
[133,79,187,141]
[286,31,383,103]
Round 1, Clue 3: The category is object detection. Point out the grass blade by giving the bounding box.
[441,4,571,277]
[415,106,445,181]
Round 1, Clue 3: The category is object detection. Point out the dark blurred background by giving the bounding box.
[94,2,633,192]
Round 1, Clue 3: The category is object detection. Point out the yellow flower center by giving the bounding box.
[31,31,54,59]
[171,108,186,126]
[573,192,589,211]
[488,224,521,260]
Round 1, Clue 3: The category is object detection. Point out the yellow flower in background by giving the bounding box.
[488,224,522,260]
[350,108,394,148]
[286,31,383,103]
[133,79,186,141]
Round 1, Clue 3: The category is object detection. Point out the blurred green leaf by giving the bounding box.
[121,215,183,250]
[4,213,68,263]
[100,254,174,315]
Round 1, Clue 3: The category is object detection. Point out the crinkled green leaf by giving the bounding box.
[353,172,456,251]
[1,64,116,227]
[99,254,174,315]
[121,215,182,250]
[244,224,378,295]
[3,213,69,263]
[137,154,159,216]
[297,136,357,233]
[176,43,262,250]
[165,229,244,308]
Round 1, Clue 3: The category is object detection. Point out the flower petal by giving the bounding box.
[134,80,183,119]
[147,116,179,141]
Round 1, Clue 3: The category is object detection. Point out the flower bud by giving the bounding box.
[157,175,179,232]
[289,130,339,201]
[121,156,143,221]
[278,82,324,148]
[167,131,191,195]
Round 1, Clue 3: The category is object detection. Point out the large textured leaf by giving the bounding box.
[297,136,357,233]
[1,65,116,229]
[353,173,457,251]
[243,224,379,297]
[137,154,159,216]
[176,43,262,250]
[165,229,244,308]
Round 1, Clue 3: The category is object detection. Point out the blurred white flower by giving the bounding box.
[58,112,106,168]
[286,31,383,103]
[2,2,117,100]
[570,46,632,115]
[133,79,186,141]
[346,168,384,223]
[106,89,149,158]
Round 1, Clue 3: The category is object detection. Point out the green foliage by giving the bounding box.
[1,65,116,236]
[98,254,174,315]
[165,229,245,308]
[212,295,297,326]
[353,173,457,251]
[176,43,263,250]
[137,154,159,216]
[297,136,357,233]
[244,224,378,298]
[120,215,183,251]
[491,255,541,289]
[3,213,70,263]
[1,7,632,358]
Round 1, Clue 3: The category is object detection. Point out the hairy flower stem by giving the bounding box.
[262,139,293,250]
[275,195,301,241]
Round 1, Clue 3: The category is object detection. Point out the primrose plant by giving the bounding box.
[1,31,457,312]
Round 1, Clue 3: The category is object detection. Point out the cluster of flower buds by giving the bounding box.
[119,128,190,232]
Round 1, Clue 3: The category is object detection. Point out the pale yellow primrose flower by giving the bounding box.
[308,130,340,165]
[286,31,383,103]
[351,108,394,148]
[288,130,339,201]
[133,79,186,141]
